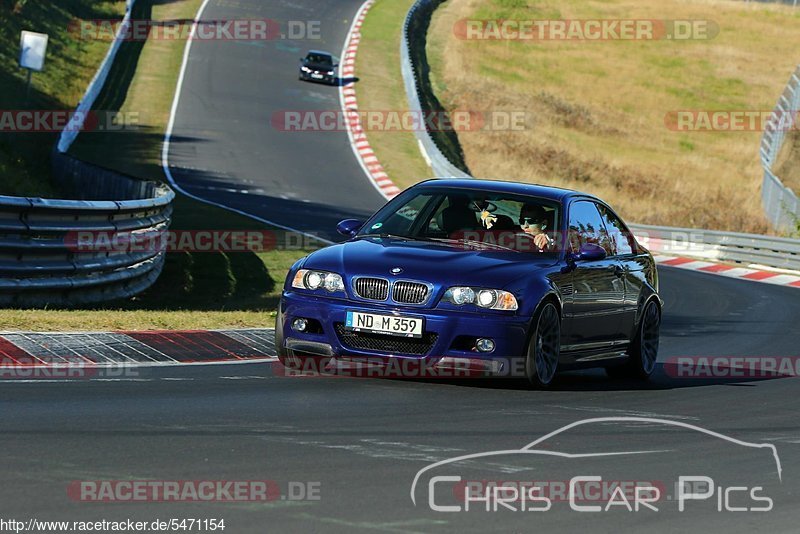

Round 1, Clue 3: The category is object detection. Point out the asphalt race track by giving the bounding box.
[165,0,386,241]
[2,268,799,531]
[3,0,799,532]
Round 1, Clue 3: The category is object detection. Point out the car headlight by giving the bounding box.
[301,66,311,73]
[292,269,345,293]
[326,70,334,75]
[443,286,518,311]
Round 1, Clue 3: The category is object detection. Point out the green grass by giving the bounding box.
[355,0,433,189]
[0,0,126,197]
[0,0,318,331]
[69,0,203,182]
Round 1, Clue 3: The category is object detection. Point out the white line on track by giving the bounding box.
[160,0,333,245]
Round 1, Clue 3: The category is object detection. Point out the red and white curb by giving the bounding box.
[339,0,401,200]
[653,255,800,289]
[0,329,277,368]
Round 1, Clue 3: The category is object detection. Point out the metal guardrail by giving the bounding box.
[630,223,800,271]
[0,182,174,307]
[400,0,800,272]
[57,0,138,153]
[760,65,800,234]
[401,0,470,178]
[0,0,175,306]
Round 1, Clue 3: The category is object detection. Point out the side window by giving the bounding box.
[375,194,433,235]
[598,205,635,256]
[568,201,614,255]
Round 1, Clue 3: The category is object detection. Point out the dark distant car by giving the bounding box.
[276,179,661,387]
[299,50,337,85]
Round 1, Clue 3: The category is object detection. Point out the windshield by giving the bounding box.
[305,53,333,65]
[358,188,561,255]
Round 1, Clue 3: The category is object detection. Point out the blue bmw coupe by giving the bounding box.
[276,179,661,387]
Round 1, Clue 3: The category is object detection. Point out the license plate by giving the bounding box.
[345,311,423,338]
[311,73,323,79]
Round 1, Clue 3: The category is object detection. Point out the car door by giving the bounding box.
[597,203,647,341]
[562,200,626,352]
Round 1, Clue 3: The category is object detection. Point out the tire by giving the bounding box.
[606,299,660,380]
[524,301,561,388]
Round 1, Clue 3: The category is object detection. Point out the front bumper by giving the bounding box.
[277,290,531,373]
[300,71,336,84]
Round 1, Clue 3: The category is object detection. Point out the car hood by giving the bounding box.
[301,237,557,289]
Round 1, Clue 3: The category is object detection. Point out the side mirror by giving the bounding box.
[337,219,363,237]
[572,243,607,262]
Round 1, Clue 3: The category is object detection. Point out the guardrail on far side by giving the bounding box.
[400,0,470,178]
[760,65,800,234]
[630,223,800,272]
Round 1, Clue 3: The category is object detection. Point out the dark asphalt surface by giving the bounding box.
[1,268,799,532]
[166,0,386,241]
[5,0,798,531]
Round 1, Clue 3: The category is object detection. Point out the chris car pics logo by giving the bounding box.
[410,417,781,513]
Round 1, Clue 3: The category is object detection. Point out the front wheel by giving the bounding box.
[607,299,660,380]
[524,302,561,388]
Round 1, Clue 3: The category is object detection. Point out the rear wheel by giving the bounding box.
[525,302,561,388]
[606,299,660,379]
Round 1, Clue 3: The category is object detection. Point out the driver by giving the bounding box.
[519,204,554,251]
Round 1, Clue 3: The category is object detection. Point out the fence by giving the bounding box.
[760,65,800,234]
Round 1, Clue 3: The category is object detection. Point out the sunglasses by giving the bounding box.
[519,217,546,229]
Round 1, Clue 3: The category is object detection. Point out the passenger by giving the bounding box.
[519,204,554,251]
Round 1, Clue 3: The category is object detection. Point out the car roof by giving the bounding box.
[306,50,333,57]
[413,178,597,204]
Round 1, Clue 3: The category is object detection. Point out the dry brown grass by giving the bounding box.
[775,130,800,196]
[428,0,800,232]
